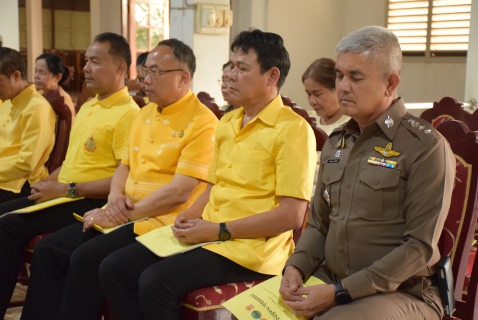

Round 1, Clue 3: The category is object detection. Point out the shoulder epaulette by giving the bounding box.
[402,113,439,143]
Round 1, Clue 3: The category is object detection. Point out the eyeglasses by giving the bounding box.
[218,77,229,86]
[135,76,144,84]
[140,67,184,80]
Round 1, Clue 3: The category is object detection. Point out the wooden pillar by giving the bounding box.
[26,0,43,82]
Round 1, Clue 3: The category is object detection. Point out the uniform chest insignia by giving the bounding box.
[335,150,342,158]
[323,189,330,206]
[178,130,184,138]
[385,115,394,128]
[374,142,401,158]
[368,156,397,169]
[84,135,97,152]
[335,136,346,149]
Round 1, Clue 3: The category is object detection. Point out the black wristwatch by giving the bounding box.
[218,222,231,241]
[334,282,352,305]
[67,182,78,198]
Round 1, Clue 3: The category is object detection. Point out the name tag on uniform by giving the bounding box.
[327,159,342,164]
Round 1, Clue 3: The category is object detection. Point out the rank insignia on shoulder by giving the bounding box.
[373,142,401,158]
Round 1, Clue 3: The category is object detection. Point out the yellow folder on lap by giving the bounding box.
[73,212,147,234]
[0,197,85,218]
[135,225,221,257]
[222,275,325,320]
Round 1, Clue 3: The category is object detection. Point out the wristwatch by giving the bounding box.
[67,182,78,198]
[218,223,231,241]
[334,282,352,305]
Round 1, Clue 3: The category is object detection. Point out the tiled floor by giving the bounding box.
[4,283,26,320]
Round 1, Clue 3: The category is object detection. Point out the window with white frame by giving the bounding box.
[387,0,472,56]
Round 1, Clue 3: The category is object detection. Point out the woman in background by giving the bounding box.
[302,58,350,192]
[34,53,75,119]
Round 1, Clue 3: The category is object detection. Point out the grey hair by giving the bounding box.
[336,26,402,77]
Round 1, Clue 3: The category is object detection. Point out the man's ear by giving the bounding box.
[178,70,191,87]
[267,67,280,87]
[117,61,127,75]
[11,70,22,82]
[385,73,400,97]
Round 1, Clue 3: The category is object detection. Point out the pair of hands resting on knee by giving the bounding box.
[279,266,336,318]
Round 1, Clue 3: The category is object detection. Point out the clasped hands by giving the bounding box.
[28,181,68,203]
[279,266,336,318]
[82,194,134,232]
[171,213,218,244]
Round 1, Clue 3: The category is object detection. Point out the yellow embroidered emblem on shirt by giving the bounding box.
[84,135,97,152]
[373,142,401,158]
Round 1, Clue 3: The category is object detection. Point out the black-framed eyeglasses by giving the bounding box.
[140,67,184,80]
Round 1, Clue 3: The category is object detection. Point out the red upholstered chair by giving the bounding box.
[197,91,225,120]
[420,96,478,131]
[436,120,478,320]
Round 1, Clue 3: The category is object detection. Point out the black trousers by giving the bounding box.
[100,245,272,320]
[0,197,106,318]
[21,224,138,320]
[0,181,31,204]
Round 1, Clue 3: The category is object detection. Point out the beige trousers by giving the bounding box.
[313,269,443,320]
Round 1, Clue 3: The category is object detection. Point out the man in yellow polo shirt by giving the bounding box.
[97,29,317,319]
[0,47,56,202]
[0,32,139,319]
[19,39,218,320]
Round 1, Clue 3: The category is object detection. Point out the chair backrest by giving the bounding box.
[197,91,225,120]
[281,95,328,152]
[436,120,478,307]
[43,90,73,173]
[420,96,478,131]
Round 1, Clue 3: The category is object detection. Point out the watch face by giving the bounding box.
[68,188,77,198]
[218,231,231,241]
[336,291,352,305]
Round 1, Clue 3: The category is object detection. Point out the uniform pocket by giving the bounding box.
[356,167,400,220]
[234,149,270,186]
[82,129,106,155]
[321,164,345,216]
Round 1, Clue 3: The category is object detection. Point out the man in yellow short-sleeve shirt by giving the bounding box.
[0,32,139,319]
[98,29,317,319]
[19,39,218,320]
[0,48,56,202]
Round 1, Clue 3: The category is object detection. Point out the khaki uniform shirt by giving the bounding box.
[286,98,455,302]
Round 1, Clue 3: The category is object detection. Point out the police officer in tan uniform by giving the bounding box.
[279,26,456,319]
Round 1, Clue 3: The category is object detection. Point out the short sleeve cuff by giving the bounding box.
[341,270,375,300]
[176,158,210,181]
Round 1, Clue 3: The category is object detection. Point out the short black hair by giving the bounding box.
[231,29,290,89]
[157,38,196,78]
[222,61,232,70]
[0,47,27,80]
[136,51,149,67]
[36,53,70,87]
[94,32,132,71]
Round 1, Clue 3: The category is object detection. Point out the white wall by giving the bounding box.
[465,0,478,104]
[0,0,20,50]
[90,0,122,40]
[228,0,468,111]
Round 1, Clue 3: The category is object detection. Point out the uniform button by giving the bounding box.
[234,138,239,143]
[326,177,330,181]
[373,178,379,185]
[134,180,138,184]
[156,116,160,121]
[339,246,344,252]
[340,215,345,220]
[345,184,350,188]
[219,181,225,187]
[150,138,154,143]
[227,163,232,168]
[355,152,360,157]
[214,206,219,211]
[141,159,145,164]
